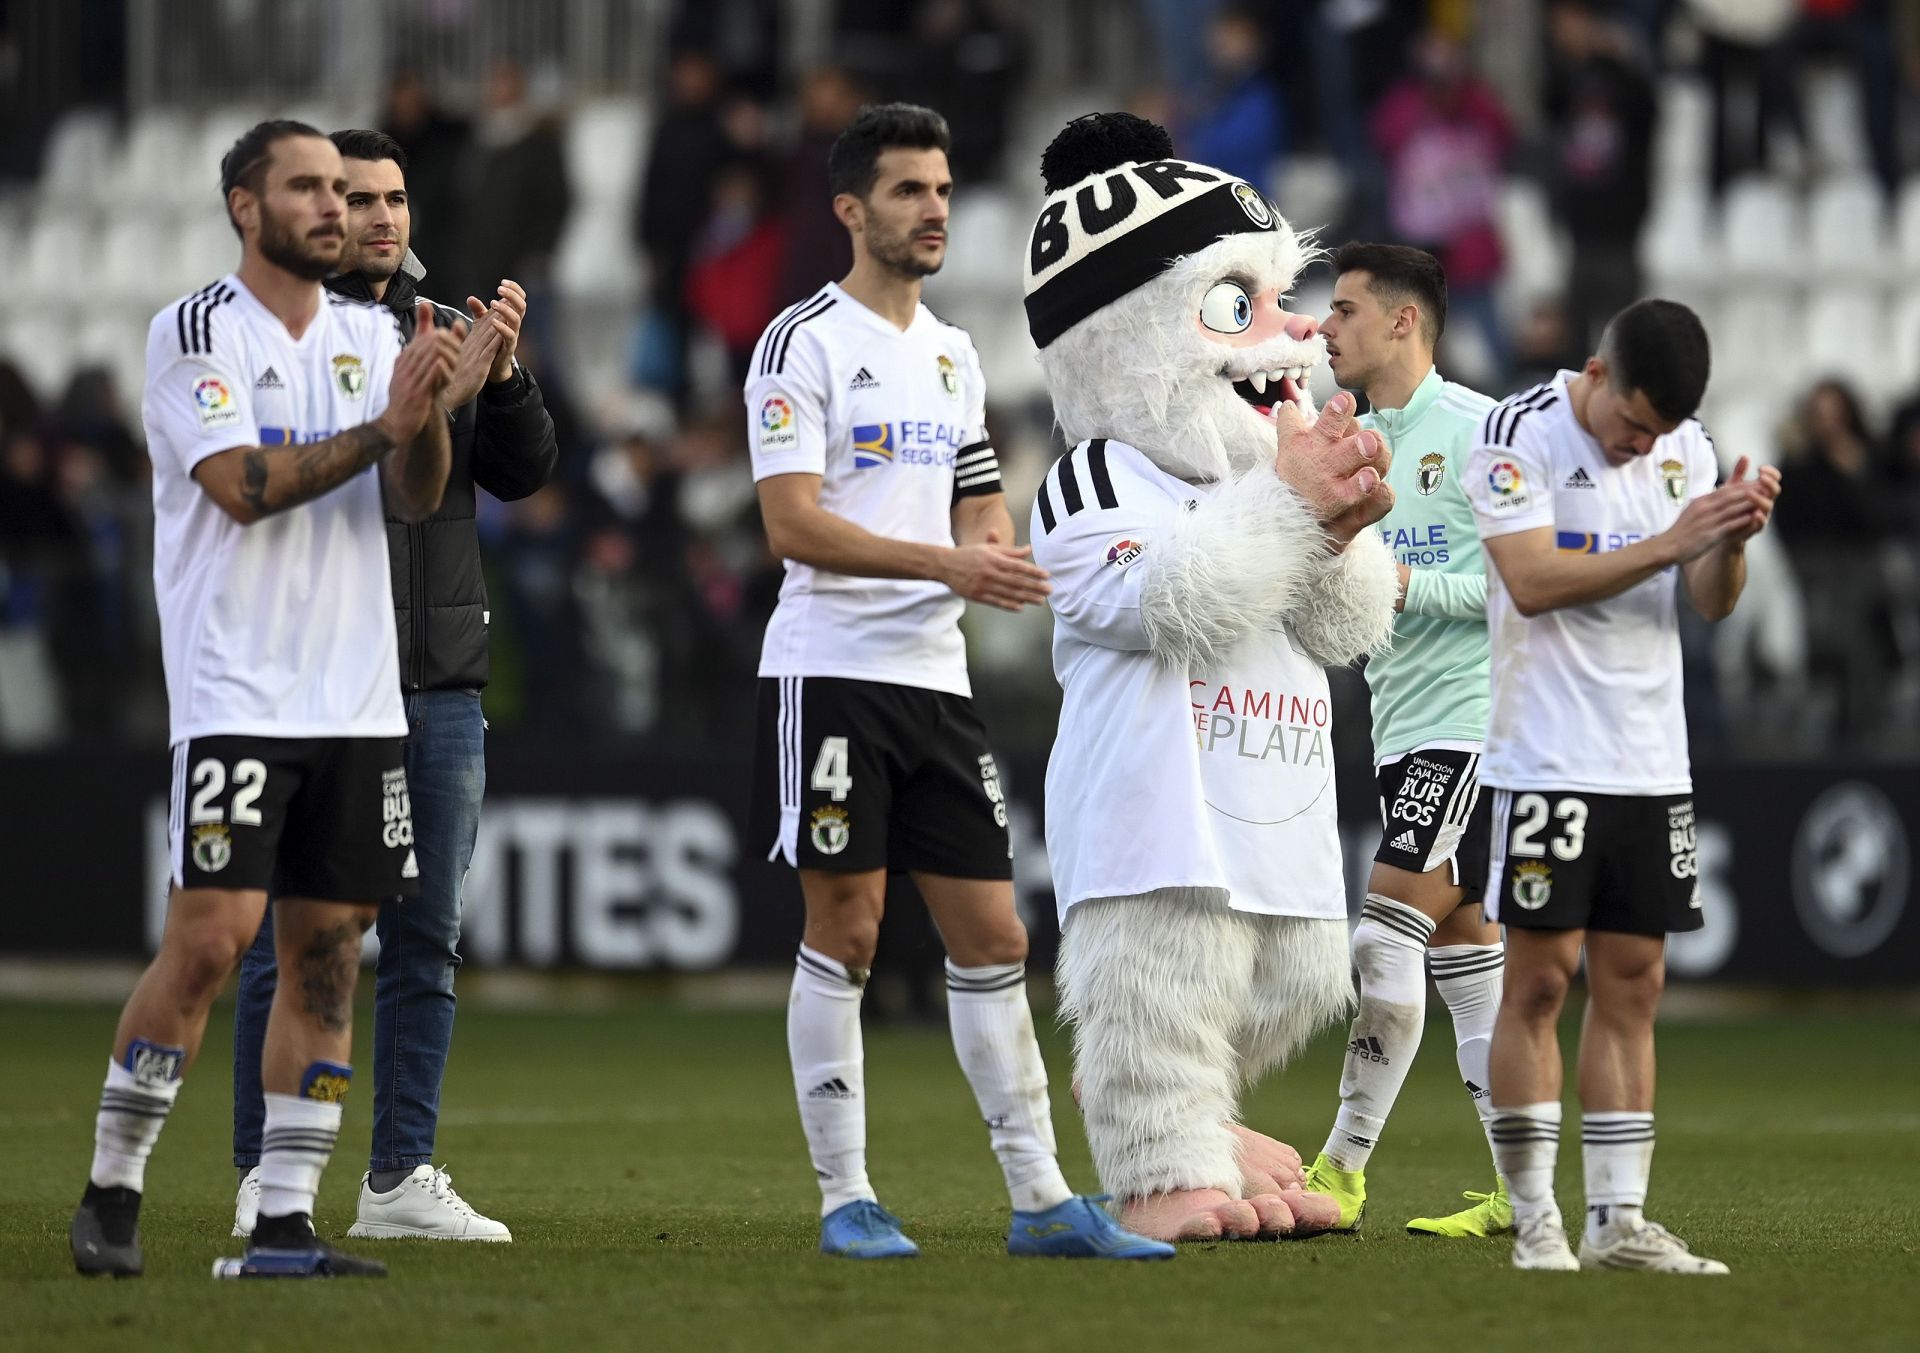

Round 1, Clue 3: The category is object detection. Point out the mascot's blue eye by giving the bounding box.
[1201,282,1254,334]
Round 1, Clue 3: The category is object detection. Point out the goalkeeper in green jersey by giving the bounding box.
[1300,244,1510,1238]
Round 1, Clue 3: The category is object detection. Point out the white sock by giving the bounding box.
[1321,895,1434,1171]
[945,960,1073,1213]
[258,1091,342,1221]
[1583,1111,1655,1243]
[789,945,876,1217]
[1490,1101,1563,1226]
[90,1047,184,1191]
[1430,942,1505,1179]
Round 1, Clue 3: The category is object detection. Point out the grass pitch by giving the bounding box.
[2,993,1916,1352]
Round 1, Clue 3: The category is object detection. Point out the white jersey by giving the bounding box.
[1031,439,1346,925]
[744,283,1000,698]
[1465,371,1718,795]
[142,274,408,744]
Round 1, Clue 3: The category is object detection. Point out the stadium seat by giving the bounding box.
[1804,67,1869,176]
[1496,177,1569,322]
[176,215,241,295]
[1806,173,1888,281]
[1890,291,1920,402]
[40,106,120,207]
[554,206,642,304]
[1720,176,1803,283]
[930,186,1021,297]
[565,98,651,212]
[1895,176,1920,277]
[21,212,98,306]
[1652,78,1712,192]
[1712,293,1798,387]
[98,215,163,307]
[187,105,273,207]
[116,110,197,210]
[1272,155,1347,235]
[1641,184,1721,307]
[1805,288,1894,410]
[2,312,77,400]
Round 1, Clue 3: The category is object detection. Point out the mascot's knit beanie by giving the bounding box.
[1022,112,1280,350]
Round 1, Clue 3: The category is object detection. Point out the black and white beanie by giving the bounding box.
[1023,113,1280,350]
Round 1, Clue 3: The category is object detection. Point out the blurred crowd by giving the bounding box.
[2,0,1919,758]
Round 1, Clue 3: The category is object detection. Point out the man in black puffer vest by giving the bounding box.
[229,129,556,1244]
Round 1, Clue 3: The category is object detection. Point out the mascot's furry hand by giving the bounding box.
[1273,391,1394,548]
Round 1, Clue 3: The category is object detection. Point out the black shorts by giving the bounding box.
[1484,789,1702,936]
[1373,746,1491,897]
[752,676,1012,878]
[168,735,418,901]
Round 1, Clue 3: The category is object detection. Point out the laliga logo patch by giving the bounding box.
[1103,534,1147,570]
[1417,452,1446,496]
[759,393,798,450]
[191,822,232,874]
[1487,459,1530,511]
[937,354,959,400]
[1511,860,1553,910]
[1660,457,1687,501]
[332,353,366,401]
[809,805,850,856]
[192,375,239,429]
[1232,181,1273,228]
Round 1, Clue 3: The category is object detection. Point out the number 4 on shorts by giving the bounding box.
[812,736,853,802]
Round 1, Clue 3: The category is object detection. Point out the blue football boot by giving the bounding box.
[1007,1195,1176,1260]
[819,1199,920,1259]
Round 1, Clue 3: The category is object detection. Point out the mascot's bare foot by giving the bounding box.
[1119,1189,1262,1242]
[1246,1193,1295,1238]
[1230,1124,1305,1194]
[1276,1188,1343,1236]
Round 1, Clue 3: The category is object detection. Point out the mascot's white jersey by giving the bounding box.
[1032,438,1345,924]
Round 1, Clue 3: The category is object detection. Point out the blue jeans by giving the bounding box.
[232,688,486,1170]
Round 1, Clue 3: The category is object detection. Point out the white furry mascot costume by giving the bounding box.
[1026,114,1401,1242]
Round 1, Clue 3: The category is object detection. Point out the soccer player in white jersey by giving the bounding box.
[746,104,1170,1261]
[69,121,459,1279]
[1300,244,1512,1239]
[1466,300,1780,1273]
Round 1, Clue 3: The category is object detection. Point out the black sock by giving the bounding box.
[251,1211,317,1247]
[368,1168,414,1193]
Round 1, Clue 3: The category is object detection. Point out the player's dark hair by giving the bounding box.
[1599,298,1711,421]
[1332,242,1447,344]
[329,128,408,170]
[827,103,951,200]
[219,119,328,235]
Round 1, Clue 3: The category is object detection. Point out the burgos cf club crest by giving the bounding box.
[1232,181,1274,227]
[1660,457,1687,501]
[809,805,851,856]
[191,823,232,874]
[1417,452,1446,496]
[937,354,959,399]
[1512,861,1553,910]
[332,353,366,401]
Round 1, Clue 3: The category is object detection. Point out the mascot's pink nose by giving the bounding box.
[1282,312,1320,342]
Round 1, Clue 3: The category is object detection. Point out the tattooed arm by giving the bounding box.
[190,301,459,526]
[192,424,397,525]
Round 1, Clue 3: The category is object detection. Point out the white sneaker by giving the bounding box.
[344,1165,512,1242]
[232,1166,261,1238]
[1581,1220,1729,1274]
[1512,1213,1581,1271]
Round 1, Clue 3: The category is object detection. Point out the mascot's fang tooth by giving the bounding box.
[1249,371,1267,394]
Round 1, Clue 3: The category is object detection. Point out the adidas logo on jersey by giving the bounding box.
[1388,829,1419,852]
[848,367,880,390]
[1563,466,1596,489]
[255,366,284,390]
[807,1077,856,1100]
